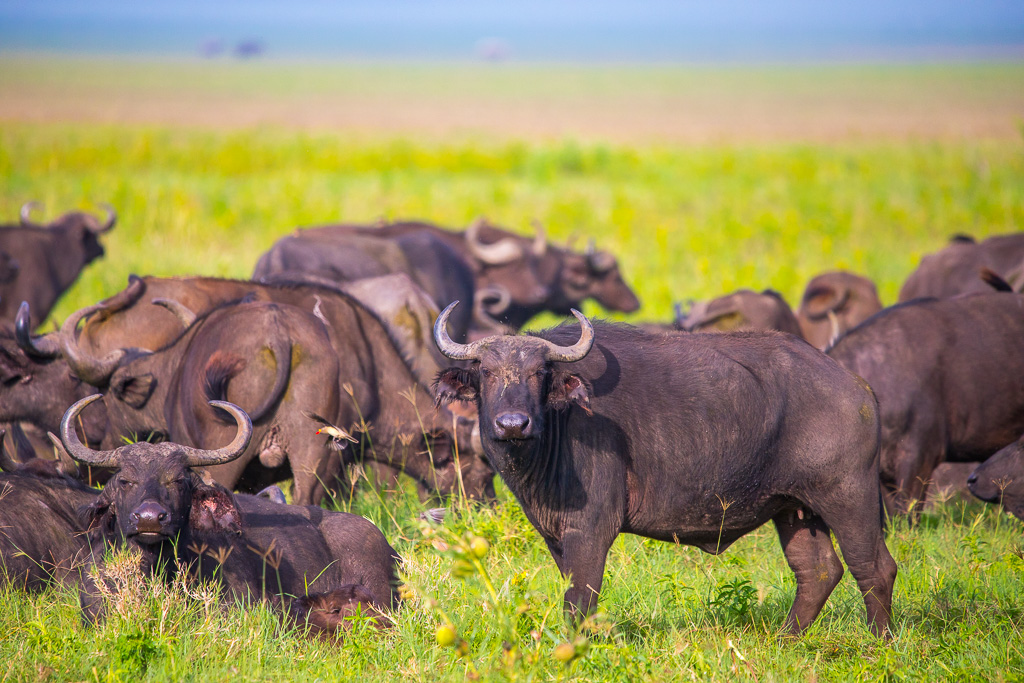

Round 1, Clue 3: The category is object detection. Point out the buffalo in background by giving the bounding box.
[0,203,115,325]
[796,271,883,349]
[899,233,1024,301]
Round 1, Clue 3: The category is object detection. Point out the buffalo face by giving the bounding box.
[561,248,640,314]
[969,439,1024,520]
[433,303,593,447]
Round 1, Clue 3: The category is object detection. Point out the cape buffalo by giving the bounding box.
[0,203,115,324]
[257,218,640,331]
[796,272,883,350]
[19,275,491,501]
[827,292,1024,515]
[0,430,97,590]
[61,397,400,623]
[968,437,1024,521]
[432,303,896,636]
[899,233,1024,302]
[289,584,388,640]
[676,289,802,336]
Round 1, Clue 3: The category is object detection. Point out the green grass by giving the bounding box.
[2,93,1024,681]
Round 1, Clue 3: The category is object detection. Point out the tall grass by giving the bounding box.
[1,121,1023,681]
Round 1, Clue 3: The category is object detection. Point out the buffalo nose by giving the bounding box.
[495,412,531,439]
[967,473,978,485]
[131,501,169,531]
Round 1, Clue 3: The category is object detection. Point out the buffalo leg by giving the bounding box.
[292,448,342,506]
[773,510,844,634]
[547,530,613,622]
[820,503,898,638]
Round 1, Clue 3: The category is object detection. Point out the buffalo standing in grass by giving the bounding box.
[433,303,896,636]
[0,203,115,324]
[256,218,640,331]
[968,437,1024,521]
[61,396,400,623]
[797,271,883,350]
[899,233,1024,302]
[828,292,1024,515]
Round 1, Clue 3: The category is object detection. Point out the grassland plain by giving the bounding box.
[1,61,1024,682]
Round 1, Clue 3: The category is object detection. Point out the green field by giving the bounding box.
[2,59,1024,682]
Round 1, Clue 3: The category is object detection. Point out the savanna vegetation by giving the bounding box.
[1,58,1023,682]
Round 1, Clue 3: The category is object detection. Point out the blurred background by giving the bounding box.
[1,0,1023,322]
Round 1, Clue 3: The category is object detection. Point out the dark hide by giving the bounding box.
[435,321,896,636]
[923,462,979,509]
[676,289,802,336]
[898,233,1024,302]
[828,292,1024,515]
[265,219,640,330]
[969,437,1024,521]
[0,448,98,590]
[797,271,883,350]
[60,276,489,502]
[0,207,113,325]
[252,229,476,341]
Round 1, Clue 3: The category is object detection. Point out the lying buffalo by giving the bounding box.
[828,292,1024,515]
[288,584,388,640]
[433,303,896,636]
[899,233,1024,302]
[968,437,1024,521]
[19,275,491,501]
[676,289,802,336]
[62,397,400,623]
[0,430,96,590]
[258,218,640,331]
[0,203,115,325]
[796,271,883,350]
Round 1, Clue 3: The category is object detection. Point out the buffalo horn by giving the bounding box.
[47,432,81,478]
[0,430,17,473]
[530,219,547,256]
[806,286,851,321]
[19,201,42,227]
[15,302,61,357]
[435,301,593,363]
[475,285,511,315]
[179,401,253,467]
[59,278,148,385]
[540,309,594,362]
[60,395,120,467]
[152,298,197,328]
[98,203,116,233]
[465,218,522,265]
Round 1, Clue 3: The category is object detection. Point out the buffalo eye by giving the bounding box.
[480,367,492,378]
[329,608,341,615]
[116,476,136,488]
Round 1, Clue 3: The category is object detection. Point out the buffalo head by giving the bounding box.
[559,240,639,314]
[433,301,593,443]
[968,438,1024,521]
[19,201,115,264]
[61,394,251,546]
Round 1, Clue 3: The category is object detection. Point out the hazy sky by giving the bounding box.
[2,0,1023,60]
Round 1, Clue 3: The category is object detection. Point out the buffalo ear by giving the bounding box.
[189,479,243,535]
[433,367,479,406]
[80,489,115,538]
[111,373,156,409]
[546,371,591,414]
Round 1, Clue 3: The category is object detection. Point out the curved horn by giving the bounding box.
[19,201,42,227]
[541,309,594,362]
[152,298,197,328]
[465,218,522,265]
[60,395,121,467]
[59,303,127,385]
[474,285,511,315]
[0,430,17,473]
[530,219,548,256]
[92,203,117,234]
[47,432,81,478]
[16,302,61,358]
[179,401,252,467]
[434,301,491,360]
[59,278,147,385]
[826,310,843,349]
[805,286,851,321]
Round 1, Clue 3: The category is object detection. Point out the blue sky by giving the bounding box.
[2,1,1023,61]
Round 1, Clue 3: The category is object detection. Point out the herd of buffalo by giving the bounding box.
[1,203,1023,640]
